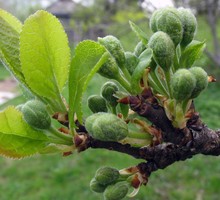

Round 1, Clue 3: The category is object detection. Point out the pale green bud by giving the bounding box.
[148,31,175,71]
[152,7,183,46]
[178,7,197,47]
[171,69,196,101]
[149,9,160,32]
[98,35,125,68]
[85,113,129,142]
[134,41,146,57]
[189,67,208,98]
[101,81,119,107]
[88,95,108,113]
[22,100,51,129]
[95,166,120,185]
[90,178,107,193]
[125,52,139,75]
[103,181,129,200]
[98,56,120,79]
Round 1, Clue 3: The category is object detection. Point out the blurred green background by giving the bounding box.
[0,0,220,199]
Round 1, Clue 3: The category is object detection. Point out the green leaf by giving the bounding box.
[180,40,206,68]
[0,9,25,82]
[129,21,148,45]
[0,106,49,158]
[20,10,70,112]
[69,40,108,130]
[131,48,153,94]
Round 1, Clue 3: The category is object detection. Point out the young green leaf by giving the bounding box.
[69,40,108,131]
[20,10,70,112]
[0,9,25,82]
[129,21,148,45]
[179,40,206,68]
[0,106,49,158]
[131,48,153,94]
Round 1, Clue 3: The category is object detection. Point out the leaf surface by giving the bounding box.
[0,107,49,158]
[20,10,70,111]
[180,40,206,68]
[69,40,107,130]
[0,9,24,81]
[131,48,153,94]
[129,21,148,45]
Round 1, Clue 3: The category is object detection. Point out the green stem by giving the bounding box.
[173,49,180,71]
[182,99,192,114]
[47,136,72,145]
[148,75,166,95]
[127,131,151,140]
[164,69,172,98]
[48,126,73,145]
[120,65,132,82]
[120,137,151,148]
[115,74,132,93]
[111,105,117,115]
[46,98,67,114]
[149,70,169,96]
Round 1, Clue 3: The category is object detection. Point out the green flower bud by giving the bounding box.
[153,7,183,46]
[134,41,146,57]
[125,52,139,75]
[149,9,160,32]
[171,69,196,101]
[98,56,120,79]
[101,81,119,107]
[88,95,108,113]
[98,35,125,68]
[189,67,208,98]
[84,112,103,135]
[148,31,175,71]
[85,113,129,142]
[22,100,51,129]
[178,7,197,47]
[95,166,120,185]
[103,181,129,200]
[90,178,107,193]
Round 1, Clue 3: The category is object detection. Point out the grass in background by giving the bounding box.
[0,14,220,200]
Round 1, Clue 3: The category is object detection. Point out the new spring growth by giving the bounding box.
[150,7,183,46]
[98,56,120,79]
[87,95,108,113]
[90,167,122,195]
[171,67,208,101]
[90,178,107,193]
[103,181,129,200]
[85,113,128,142]
[178,7,197,47]
[98,57,131,92]
[171,69,196,101]
[95,166,120,185]
[98,35,131,82]
[101,81,119,108]
[125,52,139,75]
[148,31,175,71]
[22,100,51,130]
[189,67,208,98]
[134,41,146,57]
[98,35,126,69]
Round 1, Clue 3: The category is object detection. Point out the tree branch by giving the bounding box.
[79,91,220,184]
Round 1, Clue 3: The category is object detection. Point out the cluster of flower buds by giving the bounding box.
[90,166,146,200]
[146,7,208,128]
